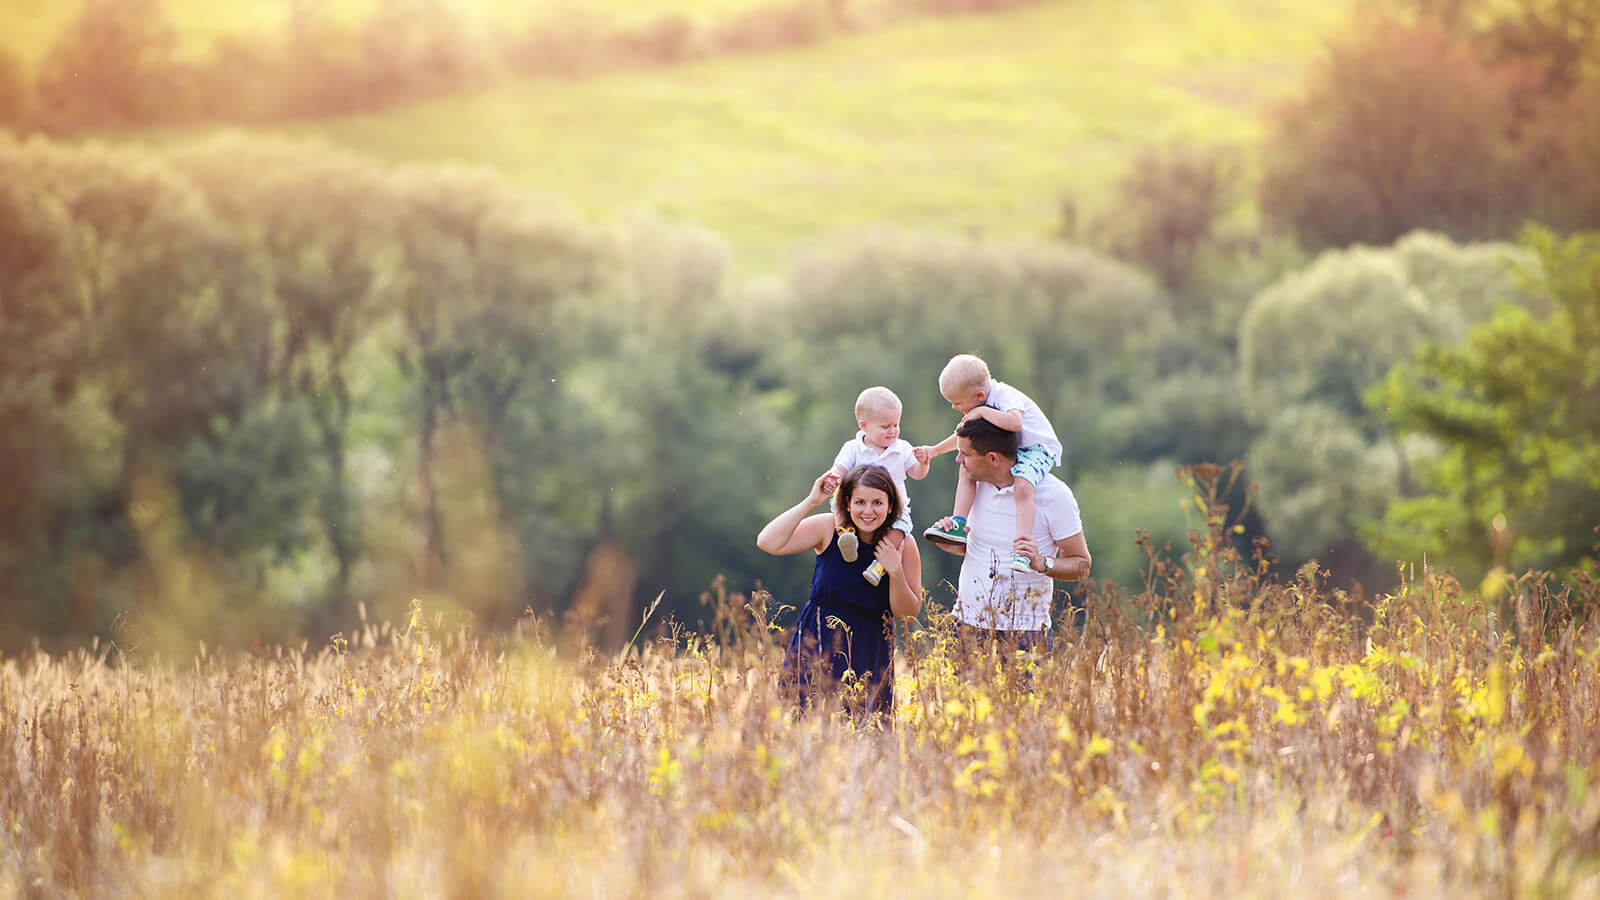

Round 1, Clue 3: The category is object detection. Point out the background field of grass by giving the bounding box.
[76,0,1356,272]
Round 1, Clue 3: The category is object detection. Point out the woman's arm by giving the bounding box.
[875,535,924,618]
[756,472,836,556]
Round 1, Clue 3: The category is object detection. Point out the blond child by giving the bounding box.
[822,386,930,584]
[916,354,1062,573]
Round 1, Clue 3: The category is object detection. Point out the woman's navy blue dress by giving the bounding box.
[781,530,895,714]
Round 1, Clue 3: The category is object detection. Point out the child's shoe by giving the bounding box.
[862,561,887,586]
[836,527,859,562]
[1010,552,1034,573]
[922,517,969,546]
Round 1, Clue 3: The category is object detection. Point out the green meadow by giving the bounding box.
[79,0,1356,272]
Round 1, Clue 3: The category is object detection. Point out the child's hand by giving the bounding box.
[912,445,933,465]
[819,472,841,496]
[961,408,986,423]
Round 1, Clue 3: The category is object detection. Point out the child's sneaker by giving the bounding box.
[836,527,859,562]
[922,517,969,546]
[862,561,886,586]
[1010,553,1033,573]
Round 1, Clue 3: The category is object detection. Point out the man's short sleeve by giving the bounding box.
[1041,477,1083,542]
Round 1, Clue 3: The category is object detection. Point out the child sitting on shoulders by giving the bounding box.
[916,354,1062,573]
[823,386,930,585]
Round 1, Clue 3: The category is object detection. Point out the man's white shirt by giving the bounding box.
[954,472,1082,631]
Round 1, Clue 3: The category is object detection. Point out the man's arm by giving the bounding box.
[1014,532,1090,582]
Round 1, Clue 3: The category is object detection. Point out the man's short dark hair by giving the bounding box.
[955,417,1019,459]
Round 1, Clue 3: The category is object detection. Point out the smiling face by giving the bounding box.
[858,406,902,451]
[835,465,902,542]
[846,485,892,535]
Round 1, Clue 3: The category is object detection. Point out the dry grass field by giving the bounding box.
[4,478,1598,897]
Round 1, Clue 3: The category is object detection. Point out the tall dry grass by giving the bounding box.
[3,469,1598,897]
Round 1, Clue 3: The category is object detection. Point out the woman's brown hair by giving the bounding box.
[833,464,903,543]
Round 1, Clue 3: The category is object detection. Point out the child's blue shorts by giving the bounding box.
[1011,444,1057,486]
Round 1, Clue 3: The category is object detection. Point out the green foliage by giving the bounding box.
[1238,232,1533,570]
[1071,463,1192,592]
[1371,227,1600,580]
[1240,244,1441,423]
[1244,404,1400,564]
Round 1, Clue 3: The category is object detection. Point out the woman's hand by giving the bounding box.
[875,540,904,580]
[809,470,837,505]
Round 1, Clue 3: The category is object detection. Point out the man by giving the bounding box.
[925,417,1090,663]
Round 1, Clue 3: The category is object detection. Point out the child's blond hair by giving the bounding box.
[854,386,902,421]
[938,354,990,397]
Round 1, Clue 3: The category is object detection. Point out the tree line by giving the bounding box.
[0,0,1043,132]
[4,131,1594,654]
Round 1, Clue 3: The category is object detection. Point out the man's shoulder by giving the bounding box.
[1035,473,1077,507]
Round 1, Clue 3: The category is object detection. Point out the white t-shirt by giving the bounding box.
[833,433,915,510]
[986,380,1062,465]
[953,472,1082,631]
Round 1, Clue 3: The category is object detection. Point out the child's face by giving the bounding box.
[942,387,985,414]
[858,407,901,450]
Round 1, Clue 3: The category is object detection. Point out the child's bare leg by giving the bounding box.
[953,465,976,521]
[1010,477,1036,571]
[1015,477,1035,538]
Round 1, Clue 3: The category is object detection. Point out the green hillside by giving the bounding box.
[119,0,1352,272]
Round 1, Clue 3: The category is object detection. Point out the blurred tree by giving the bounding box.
[0,139,310,644]
[170,134,402,607]
[1245,404,1400,568]
[0,49,26,128]
[361,0,486,102]
[1473,0,1600,95]
[1260,17,1521,249]
[1239,245,1441,423]
[34,0,182,128]
[1238,232,1532,577]
[1371,227,1599,581]
[1096,143,1241,298]
[389,165,612,619]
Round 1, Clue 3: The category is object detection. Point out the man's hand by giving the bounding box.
[1014,536,1049,574]
[925,517,967,555]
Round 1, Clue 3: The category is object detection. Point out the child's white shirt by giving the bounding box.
[833,433,916,509]
[985,379,1063,465]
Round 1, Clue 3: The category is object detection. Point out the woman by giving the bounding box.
[756,464,923,714]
